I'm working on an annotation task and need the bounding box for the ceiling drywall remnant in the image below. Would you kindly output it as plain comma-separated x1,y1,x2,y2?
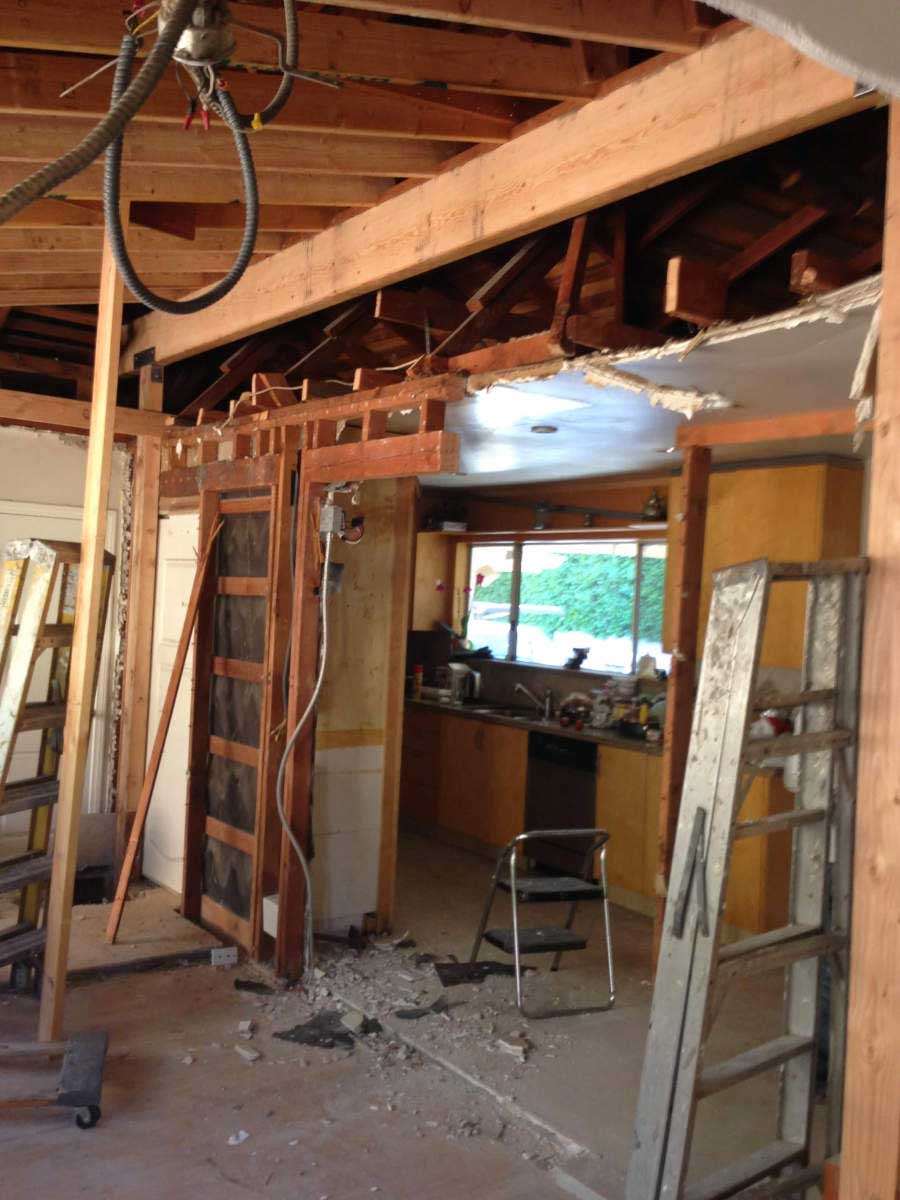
711,1,900,96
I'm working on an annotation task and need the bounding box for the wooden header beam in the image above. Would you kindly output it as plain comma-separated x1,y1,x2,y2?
675,407,859,447
0,388,177,438
122,25,877,371
319,0,706,52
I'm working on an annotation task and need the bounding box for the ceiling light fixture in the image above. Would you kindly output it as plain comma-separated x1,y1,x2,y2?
530,424,558,434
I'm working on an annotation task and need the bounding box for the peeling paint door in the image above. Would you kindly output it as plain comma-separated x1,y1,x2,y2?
142,511,199,895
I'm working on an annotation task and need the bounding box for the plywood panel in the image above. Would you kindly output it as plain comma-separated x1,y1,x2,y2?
699,466,823,668
411,532,455,631
596,745,648,896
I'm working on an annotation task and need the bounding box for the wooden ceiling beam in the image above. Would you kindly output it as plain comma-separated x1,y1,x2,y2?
676,407,859,447
0,52,513,144
0,116,459,179
0,3,596,99
122,26,877,369
319,0,705,53
0,228,288,254
722,203,828,282
0,163,389,208
0,387,176,437
0,252,275,275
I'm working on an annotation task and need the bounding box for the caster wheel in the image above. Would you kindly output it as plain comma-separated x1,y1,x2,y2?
9,961,31,992
75,1105,101,1130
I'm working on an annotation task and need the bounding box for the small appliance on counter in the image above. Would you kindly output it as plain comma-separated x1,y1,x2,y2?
448,662,482,704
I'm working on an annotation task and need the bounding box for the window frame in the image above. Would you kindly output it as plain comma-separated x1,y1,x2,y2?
465,536,667,676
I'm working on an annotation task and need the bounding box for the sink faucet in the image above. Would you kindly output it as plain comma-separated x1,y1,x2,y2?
515,682,554,721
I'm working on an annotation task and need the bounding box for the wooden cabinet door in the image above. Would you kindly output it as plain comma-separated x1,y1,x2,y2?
596,745,649,896
399,708,442,827
483,724,527,848
437,716,487,841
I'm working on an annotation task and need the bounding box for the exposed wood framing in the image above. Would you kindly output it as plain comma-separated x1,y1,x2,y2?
122,26,877,369
676,408,859,447
319,1,706,52
276,413,458,978
841,102,900,1200
114,367,163,872
0,53,513,144
0,388,175,438
376,478,418,929
653,445,710,958
37,214,128,1042
0,4,597,100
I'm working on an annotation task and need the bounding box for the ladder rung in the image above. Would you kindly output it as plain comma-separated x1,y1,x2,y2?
744,728,853,761
37,623,74,650
718,925,843,977
728,1165,823,1199
734,808,827,841
34,539,82,565
0,854,52,894
0,776,59,816
683,1140,805,1200
752,688,835,711
10,622,74,649
0,924,46,969
697,1035,814,1098
769,557,867,580
17,701,66,731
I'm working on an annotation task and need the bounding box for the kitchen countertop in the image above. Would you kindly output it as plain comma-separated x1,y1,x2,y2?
405,698,663,755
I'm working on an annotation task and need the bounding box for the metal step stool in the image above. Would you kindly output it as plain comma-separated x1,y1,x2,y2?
470,828,615,1014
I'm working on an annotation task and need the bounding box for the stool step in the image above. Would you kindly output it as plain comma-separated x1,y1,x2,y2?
485,926,587,955
498,875,605,903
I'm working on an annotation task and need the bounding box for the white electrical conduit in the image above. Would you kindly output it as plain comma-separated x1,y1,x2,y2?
275,528,335,981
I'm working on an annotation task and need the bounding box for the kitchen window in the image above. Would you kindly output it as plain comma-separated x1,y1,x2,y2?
465,540,669,676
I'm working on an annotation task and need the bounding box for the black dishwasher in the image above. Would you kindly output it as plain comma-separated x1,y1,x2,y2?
524,731,597,875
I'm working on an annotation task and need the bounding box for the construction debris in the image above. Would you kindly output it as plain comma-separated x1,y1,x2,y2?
235,1043,262,1063
238,1019,256,1039
394,996,449,1021
227,1130,250,1146
274,1009,381,1051
498,1034,531,1063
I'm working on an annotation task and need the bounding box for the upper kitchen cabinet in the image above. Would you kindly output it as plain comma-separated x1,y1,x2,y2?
664,461,864,667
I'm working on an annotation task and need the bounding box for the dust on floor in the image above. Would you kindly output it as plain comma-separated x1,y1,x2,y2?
2,961,587,1200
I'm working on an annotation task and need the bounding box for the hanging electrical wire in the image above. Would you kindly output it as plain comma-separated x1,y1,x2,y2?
0,0,335,314
103,32,258,314
0,0,198,227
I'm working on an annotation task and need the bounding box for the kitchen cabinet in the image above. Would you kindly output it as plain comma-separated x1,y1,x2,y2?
400,708,527,851
595,745,659,906
596,741,791,934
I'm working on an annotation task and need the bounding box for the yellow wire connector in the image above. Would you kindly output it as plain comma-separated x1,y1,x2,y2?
251,112,263,131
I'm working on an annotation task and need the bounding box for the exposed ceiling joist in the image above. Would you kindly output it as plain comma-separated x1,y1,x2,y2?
318,0,707,53
1,199,335,233
122,25,878,370
0,115,462,179
0,52,514,143
0,162,390,207
0,2,597,99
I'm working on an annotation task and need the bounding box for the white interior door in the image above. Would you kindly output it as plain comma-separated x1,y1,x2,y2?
0,501,119,838
142,511,199,895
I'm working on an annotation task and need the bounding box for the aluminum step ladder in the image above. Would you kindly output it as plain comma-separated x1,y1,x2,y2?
0,539,114,990
470,827,616,1014
626,557,864,1200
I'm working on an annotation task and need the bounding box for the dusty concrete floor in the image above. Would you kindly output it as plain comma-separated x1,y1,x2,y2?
2,961,571,1200
0,838,822,1200
314,832,816,1200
